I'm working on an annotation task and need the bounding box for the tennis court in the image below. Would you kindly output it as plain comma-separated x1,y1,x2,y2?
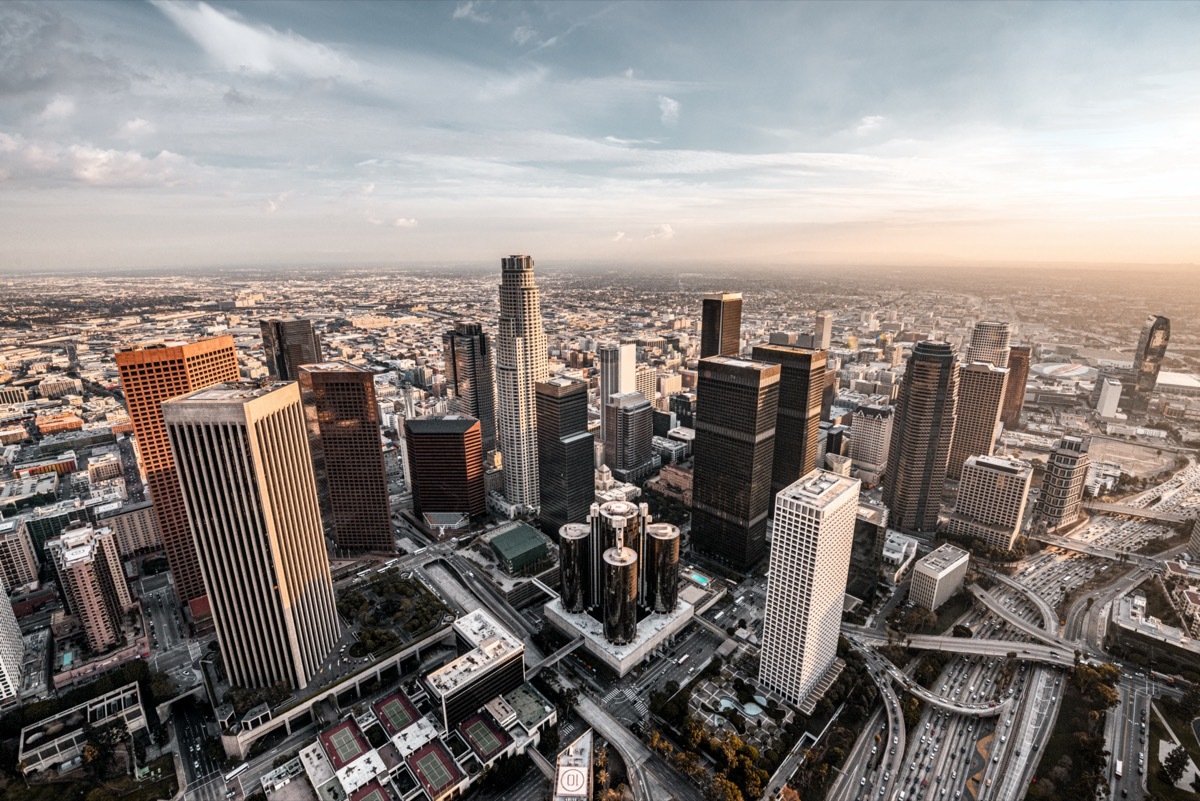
329,727,363,764
415,751,453,791
379,697,414,732
465,720,502,756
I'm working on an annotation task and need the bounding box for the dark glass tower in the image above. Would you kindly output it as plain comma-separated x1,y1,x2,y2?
690,356,781,570
443,321,498,455
751,344,825,497
260,317,323,381
298,362,393,553
1133,315,1170,395
883,341,959,533
404,416,486,521
1000,345,1031,429
535,378,595,537
700,292,743,358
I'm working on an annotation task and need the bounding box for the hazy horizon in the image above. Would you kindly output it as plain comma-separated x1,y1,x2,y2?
2,1,1199,272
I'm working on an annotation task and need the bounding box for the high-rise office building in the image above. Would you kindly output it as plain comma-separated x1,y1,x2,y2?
0,595,22,705
598,344,635,443
966,321,1011,368
848,403,893,485
496,255,548,513
1035,435,1091,531
603,392,655,483
751,344,825,497
669,392,697,429
883,341,959,533
1133,315,1170,395
814,312,833,351
536,378,595,537
116,336,239,613
0,520,39,593
947,362,1008,480
635,364,657,408
443,322,497,455
1000,345,1031,429
586,501,650,611
1096,378,1123,418
947,455,1032,551
759,470,860,706
558,523,590,614
700,292,743,358
164,382,339,691
691,356,781,570
602,542,638,646
260,317,323,381
405,416,487,522
642,523,680,614
47,523,132,653
298,362,393,553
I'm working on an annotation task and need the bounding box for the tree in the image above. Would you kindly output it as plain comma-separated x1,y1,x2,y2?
779,789,801,801
952,624,973,638
1161,744,1188,786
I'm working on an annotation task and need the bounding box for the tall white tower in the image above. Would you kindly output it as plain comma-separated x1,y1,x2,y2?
497,255,549,513
0,593,23,706
598,343,635,442
759,469,860,705
967,321,1011,368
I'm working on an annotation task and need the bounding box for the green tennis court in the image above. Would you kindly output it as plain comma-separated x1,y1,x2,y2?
329,728,362,763
416,751,452,790
465,720,502,755
379,698,414,731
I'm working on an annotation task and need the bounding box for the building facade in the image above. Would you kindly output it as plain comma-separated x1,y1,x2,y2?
496,256,548,514
1133,315,1170,395
115,336,240,611
1000,345,1031,429
1035,435,1091,530
404,416,486,522
260,317,323,381
947,362,1008,480
47,523,132,653
947,455,1032,551
750,344,825,497
848,403,893,485
164,382,339,691
603,392,656,483
535,378,595,537
691,357,781,570
966,321,1011,368
0,596,22,705
759,470,860,706
884,342,960,533
443,322,498,455
299,362,393,552
910,543,970,611
700,292,743,359
0,520,39,594
598,344,635,443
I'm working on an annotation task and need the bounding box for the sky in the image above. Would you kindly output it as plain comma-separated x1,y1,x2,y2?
1,0,1199,271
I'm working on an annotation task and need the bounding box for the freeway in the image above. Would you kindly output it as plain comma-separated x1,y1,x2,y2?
984,570,1057,631
1083,500,1190,524
968,585,1079,652
853,643,1012,718
1030,534,1163,568
843,625,1078,668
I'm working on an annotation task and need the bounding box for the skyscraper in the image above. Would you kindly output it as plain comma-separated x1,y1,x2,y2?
405,416,487,522
751,344,825,497
884,341,959,533
814,312,833,351
691,356,781,570
260,317,323,381
1096,378,1123,418
946,362,1008,480
598,343,635,443
164,382,339,691
759,470,860,706
443,322,497,455
116,336,239,614
0,520,39,594
700,292,743,358
47,523,132,653
0,594,22,706
635,364,657,408
298,362,393,553
603,392,655,483
947,455,1032,551
536,378,595,537
966,321,1011,368
1133,315,1170,395
1000,345,1031,429
1035,435,1091,531
496,255,548,513
848,403,893,485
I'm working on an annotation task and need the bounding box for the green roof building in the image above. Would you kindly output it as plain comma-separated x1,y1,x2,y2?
489,523,551,576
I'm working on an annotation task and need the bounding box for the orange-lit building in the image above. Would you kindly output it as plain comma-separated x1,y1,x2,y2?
35,414,83,435
116,337,239,617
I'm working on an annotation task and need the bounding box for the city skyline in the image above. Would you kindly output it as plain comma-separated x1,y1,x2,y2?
2,1,1200,271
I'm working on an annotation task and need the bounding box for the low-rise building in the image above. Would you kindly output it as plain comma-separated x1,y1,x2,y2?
910,544,969,611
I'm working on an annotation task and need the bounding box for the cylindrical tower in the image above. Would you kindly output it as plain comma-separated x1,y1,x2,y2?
603,546,638,645
643,523,681,613
558,523,589,614
588,500,649,609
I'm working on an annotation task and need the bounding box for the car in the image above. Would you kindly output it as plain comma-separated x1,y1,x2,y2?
860,778,866,786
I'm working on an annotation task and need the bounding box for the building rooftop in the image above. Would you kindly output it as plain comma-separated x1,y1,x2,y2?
318,719,369,771
405,740,464,799
554,730,593,801
967,455,1031,476
777,469,860,510
427,610,524,697
300,361,370,374
405,415,479,435
371,691,420,737
455,712,511,761
489,523,549,570
175,382,292,403
390,716,440,759
917,543,970,576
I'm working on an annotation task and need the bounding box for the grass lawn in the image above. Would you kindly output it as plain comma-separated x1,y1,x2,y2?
1147,713,1197,800
1029,683,1094,798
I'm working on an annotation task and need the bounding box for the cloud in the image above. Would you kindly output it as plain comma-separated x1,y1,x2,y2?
624,68,634,79
263,191,290,213
37,95,76,122
612,231,627,242
512,26,538,46
658,95,680,126
646,224,675,240
223,86,254,106
361,183,375,196
152,0,355,79
856,115,886,135
118,117,154,138
391,217,418,228
0,132,197,187
452,2,489,22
